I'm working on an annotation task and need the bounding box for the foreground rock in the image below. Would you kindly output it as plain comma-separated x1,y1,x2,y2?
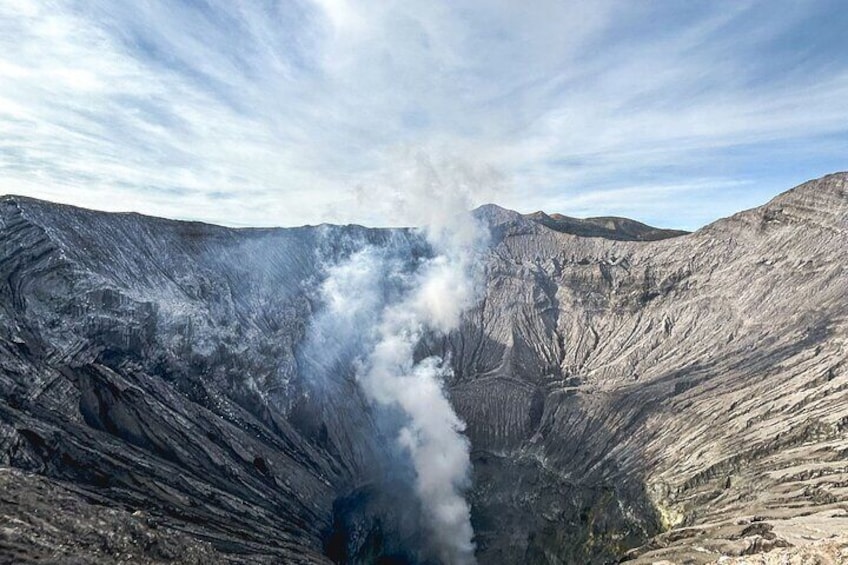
0,467,226,564
1,172,846,563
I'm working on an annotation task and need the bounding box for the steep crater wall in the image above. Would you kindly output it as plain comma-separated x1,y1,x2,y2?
1,172,847,564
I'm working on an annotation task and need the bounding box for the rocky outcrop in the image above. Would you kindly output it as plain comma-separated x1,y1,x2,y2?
1,172,846,564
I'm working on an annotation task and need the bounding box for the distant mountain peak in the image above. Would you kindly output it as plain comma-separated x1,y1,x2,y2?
473,203,688,242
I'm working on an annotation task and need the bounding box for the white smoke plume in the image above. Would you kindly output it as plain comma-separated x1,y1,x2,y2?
309,148,502,563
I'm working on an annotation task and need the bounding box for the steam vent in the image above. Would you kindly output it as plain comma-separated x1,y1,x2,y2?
2,173,847,564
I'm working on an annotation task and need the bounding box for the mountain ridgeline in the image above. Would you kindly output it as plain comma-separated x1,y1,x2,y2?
1,173,847,564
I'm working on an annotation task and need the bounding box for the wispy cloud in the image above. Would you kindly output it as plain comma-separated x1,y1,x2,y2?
0,0,845,229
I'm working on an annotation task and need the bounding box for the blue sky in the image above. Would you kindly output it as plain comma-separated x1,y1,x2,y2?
0,0,846,229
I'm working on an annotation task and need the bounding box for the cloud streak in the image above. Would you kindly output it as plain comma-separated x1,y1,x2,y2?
0,1,846,229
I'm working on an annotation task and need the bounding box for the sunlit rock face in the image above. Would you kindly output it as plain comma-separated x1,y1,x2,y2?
1,172,847,564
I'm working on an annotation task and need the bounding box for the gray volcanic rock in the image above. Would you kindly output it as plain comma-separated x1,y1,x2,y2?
0,199,413,563
1,172,847,564
0,466,222,564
